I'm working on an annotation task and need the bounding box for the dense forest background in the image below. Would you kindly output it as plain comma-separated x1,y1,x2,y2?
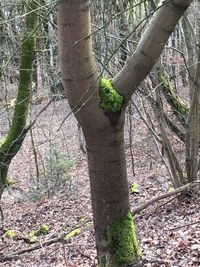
0,0,199,266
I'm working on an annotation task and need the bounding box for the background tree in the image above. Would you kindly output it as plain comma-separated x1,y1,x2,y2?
133,1,200,189
0,0,38,204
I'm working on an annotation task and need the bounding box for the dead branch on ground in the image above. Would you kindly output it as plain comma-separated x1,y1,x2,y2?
132,181,200,216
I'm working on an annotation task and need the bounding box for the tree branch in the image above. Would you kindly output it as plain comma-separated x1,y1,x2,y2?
0,236,62,262
132,181,200,216
113,0,193,101
0,222,90,262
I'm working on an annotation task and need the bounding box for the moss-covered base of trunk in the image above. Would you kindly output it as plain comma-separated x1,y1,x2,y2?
98,211,141,267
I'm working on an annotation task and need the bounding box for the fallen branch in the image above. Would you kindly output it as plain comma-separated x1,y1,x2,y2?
0,236,62,261
169,220,200,231
0,220,91,262
132,181,200,216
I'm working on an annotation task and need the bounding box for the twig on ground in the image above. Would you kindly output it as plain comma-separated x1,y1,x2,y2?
77,248,93,261
158,194,180,209
0,204,4,220
0,220,91,262
62,240,68,267
132,181,200,216
168,220,200,231
0,236,62,262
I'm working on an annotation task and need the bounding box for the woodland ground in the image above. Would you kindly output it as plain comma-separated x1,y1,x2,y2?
0,97,199,267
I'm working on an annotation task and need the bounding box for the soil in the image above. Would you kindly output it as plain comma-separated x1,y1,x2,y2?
0,98,199,267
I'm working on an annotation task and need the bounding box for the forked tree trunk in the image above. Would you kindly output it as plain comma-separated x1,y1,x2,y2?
58,0,193,266
58,1,140,266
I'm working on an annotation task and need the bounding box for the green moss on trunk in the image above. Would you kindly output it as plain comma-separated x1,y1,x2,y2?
161,75,188,125
0,1,38,193
99,78,124,112
106,211,141,266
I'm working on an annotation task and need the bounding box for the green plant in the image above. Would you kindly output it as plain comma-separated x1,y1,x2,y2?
25,145,73,202
25,224,49,243
130,182,140,194
44,145,73,185
38,224,49,235
26,230,38,244
4,229,16,239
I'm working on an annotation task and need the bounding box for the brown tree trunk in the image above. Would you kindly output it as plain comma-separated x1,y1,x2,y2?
85,121,140,266
58,1,140,266
58,0,193,266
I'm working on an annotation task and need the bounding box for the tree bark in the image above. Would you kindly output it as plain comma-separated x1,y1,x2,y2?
58,0,193,266
58,1,140,266
86,123,141,266
0,0,37,198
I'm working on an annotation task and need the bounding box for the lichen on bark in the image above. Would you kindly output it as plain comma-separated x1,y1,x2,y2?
106,211,141,266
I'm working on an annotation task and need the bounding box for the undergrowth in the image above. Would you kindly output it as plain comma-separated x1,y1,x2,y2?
25,145,74,201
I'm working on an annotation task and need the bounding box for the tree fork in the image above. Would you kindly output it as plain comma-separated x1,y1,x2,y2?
58,0,193,266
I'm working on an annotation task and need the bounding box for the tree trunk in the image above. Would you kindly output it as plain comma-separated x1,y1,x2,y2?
85,122,140,266
0,0,37,197
58,0,193,266
58,1,140,266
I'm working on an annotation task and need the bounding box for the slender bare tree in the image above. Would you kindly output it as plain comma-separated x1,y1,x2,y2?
0,0,38,201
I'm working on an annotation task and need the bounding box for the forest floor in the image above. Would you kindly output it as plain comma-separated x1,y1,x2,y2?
0,98,199,267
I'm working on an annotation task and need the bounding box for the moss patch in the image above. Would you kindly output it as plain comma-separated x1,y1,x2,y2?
161,75,188,118
4,229,17,239
65,228,81,239
106,211,141,265
99,256,106,267
38,224,49,235
99,78,123,112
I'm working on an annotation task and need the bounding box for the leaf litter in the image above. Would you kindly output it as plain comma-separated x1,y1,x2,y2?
0,98,199,266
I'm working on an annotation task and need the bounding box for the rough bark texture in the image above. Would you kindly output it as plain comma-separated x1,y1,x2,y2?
58,0,193,266
0,0,37,197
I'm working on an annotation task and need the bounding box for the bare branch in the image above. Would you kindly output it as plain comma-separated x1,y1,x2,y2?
132,181,200,216
113,0,193,101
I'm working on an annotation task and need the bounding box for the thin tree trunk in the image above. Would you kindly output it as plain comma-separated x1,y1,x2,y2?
0,0,37,197
185,33,200,182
